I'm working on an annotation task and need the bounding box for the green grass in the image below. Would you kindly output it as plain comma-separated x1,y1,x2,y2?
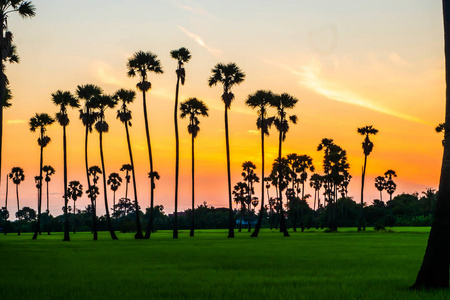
0,228,448,300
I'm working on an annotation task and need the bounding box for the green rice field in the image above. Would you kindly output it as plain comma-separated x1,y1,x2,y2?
1,228,449,300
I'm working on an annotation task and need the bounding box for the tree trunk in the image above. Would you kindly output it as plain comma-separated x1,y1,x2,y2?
125,121,143,239
0,24,5,194
190,132,195,237
358,155,368,232
251,121,265,237
225,104,235,238
73,200,76,234
173,72,180,239
277,129,290,237
84,114,97,240
16,184,19,235
143,89,155,239
32,130,44,240
63,125,70,241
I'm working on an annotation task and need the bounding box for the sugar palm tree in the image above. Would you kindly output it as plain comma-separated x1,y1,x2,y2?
107,172,122,219
309,173,322,228
241,161,259,232
384,170,397,201
87,166,101,226
9,167,24,235
170,47,191,239
0,1,35,186
127,50,163,239
271,93,298,237
180,97,208,237
42,165,55,214
30,113,54,240
78,84,102,240
374,176,386,201
233,181,248,232
208,62,245,238
120,164,132,201
94,94,118,240
115,89,144,238
293,154,314,232
357,125,378,231
67,180,83,234
246,90,275,237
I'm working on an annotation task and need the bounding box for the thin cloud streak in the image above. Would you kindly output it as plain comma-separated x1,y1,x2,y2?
6,119,26,124
175,1,218,19
177,26,222,57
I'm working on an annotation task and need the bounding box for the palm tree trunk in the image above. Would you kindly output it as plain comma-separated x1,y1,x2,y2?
380,190,383,202
125,171,129,201
46,180,49,213
4,175,7,235
225,105,235,238
84,117,97,240
190,133,195,237
46,178,50,235
73,200,76,234
16,184,19,235
32,133,44,240
173,74,180,239
99,128,118,240
358,155,368,232
125,121,143,239
0,24,5,194
63,125,70,241
143,89,155,239
277,130,290,237
251,119,265,237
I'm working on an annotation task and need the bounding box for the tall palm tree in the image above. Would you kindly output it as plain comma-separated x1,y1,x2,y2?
293,154,315,232
107,172,122,219
208,62,245,238
271,93,298,237
241,161,259,232
42,165,55,214
0,1,35,186
170,47,191,239
384,170,397,201
309,173,322,228
357,125,378,231
180,97,208,237
4,172,8,219
116,88,144,239
94,94,118,240
78,84,102,240
127,50,163,239
67,180,83,234
120,164,132,201
246,90,275,237
87,165,101,230
9,167,23,235
30,113,54,240
52,89,79,240
232,181,248,232
374,176,386,201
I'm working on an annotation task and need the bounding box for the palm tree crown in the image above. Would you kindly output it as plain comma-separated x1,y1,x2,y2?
180,98,209,138
357,125,378,156
246,90,275,135
42,165,55,182
171,47,191,85
52,90,79,126
107,173,122,192
271,93,298,141
208,63,245,109
127,51,163,91
9,166,24,184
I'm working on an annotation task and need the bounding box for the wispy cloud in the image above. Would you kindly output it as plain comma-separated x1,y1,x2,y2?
175,1,218,19
177,26,222,57
92,61,121,86
6,119,26,124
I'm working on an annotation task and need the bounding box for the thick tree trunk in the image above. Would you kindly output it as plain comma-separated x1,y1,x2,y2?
32,131,44,240
63,125,70,241
125,122,143,239
358,155,367,232
225,105,235,238
85,122,97,240
144,89,155,239
277,129,290,237
190,133,195,237
252,124,264,237
173,74,180,239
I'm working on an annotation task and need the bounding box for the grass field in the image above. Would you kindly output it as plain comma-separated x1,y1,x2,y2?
1,228,449,300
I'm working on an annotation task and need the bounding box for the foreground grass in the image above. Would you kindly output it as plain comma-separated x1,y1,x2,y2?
0,228,448,300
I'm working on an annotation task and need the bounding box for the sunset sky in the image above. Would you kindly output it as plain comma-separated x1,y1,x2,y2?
2,0,445,217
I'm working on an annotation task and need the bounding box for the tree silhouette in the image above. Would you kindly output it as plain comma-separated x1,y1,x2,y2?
87,166,101,232
30,113,54,240
3,172,8,232
384,170,397,201
67,180,83,234
436,123,445,146
241,161,259,232
357,125,378,231
42,165,54,235
78,84,102,240
120,164,132,202
271,93,298,237
0,1,35,187
310,173,323,228
115,89,144,239
107,172,122,219
208,62,245,238
246,90,275,237
374,176,386,202
94,94,118,240
9,167,24,235
127,50,163,239
180,97,208,237
171,47,191,239
233,181,248,232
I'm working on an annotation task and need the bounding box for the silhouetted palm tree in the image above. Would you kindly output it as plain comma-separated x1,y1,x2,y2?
357,125,378,231
94,94,118,240
120,164,132,201
170,47,191,239
67,180,83,234
292,154,314,232
271,93,298,237
436,123,445,146
9,167,23,235
107,172,122,219
180,97,208,237
30,113,54,240
78,84,102,240
241,161,259,232
246,90,275,237
309,173,322,228
384,170,397,201
52,89,79,240
374,176,386,201
127,50,163,239
115,89,144,239
208,62,245,238
233,181,248,232
0,1,35,186
42,165,55,214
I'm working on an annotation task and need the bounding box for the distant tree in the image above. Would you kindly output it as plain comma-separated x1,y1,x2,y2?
3,172,8,229
42,165,55,214
233,181,248,232
0,207,8,235
30,113,54,240
120,164,132,201
67,180,83,234
9,166,24,234
87,165,101,238
436,122,445,146
16,206,36,222
180,97,208,237
127,50,163,239
310,173,323,228
374,176,386,202
209,62,245,238
357,125,378,231
384,170,397,201
107,172,122,219
241,161,259,232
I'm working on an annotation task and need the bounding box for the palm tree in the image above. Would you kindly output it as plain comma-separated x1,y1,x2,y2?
436,123,445,146
208,62,245,238
232,181,248,232
384,170,397,201
94,94,118,240
9,167,23,235
3,172,8,219
42,165,55,214
170,47,191,239
246,90,275,237
52,89,79,240
30,113,54,240
374,176,386,201
116,89,144,239
293,154,315,232
120,164,132,201
357,125,378,231
0,1,35,186
107,172,122,219
309,173,322,228
148,171,160,230
127,50,163,239
67,180,83,234
87,166,101,230
180,97,208,237
241,161,259,232
271,93,298,237
78,84,102,240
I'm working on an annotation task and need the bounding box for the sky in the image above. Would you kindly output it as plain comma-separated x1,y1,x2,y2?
1,0,445,217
